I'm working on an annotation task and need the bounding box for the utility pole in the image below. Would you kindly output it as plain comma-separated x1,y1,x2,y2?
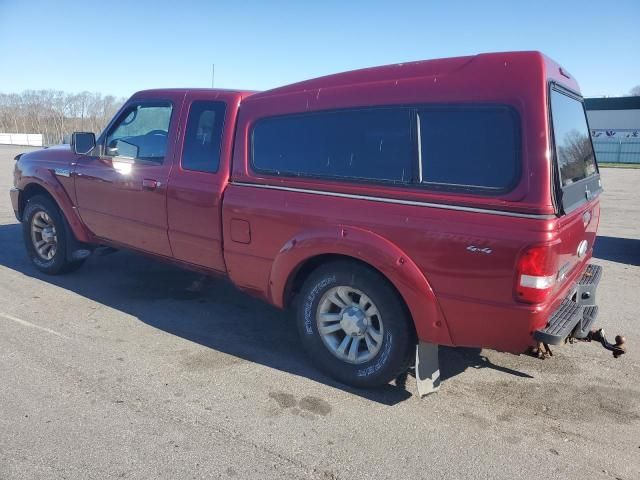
211,64,215,88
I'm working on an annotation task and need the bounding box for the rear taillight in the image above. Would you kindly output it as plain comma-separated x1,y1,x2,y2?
515,245,558,304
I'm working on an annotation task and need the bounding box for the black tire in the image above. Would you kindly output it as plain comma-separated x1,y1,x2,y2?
296,260,414,388
22,195,85,275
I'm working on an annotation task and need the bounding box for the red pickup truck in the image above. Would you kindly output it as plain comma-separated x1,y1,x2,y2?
10,51,609,391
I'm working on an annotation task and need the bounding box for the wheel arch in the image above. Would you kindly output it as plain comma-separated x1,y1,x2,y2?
284,253,418,338
269,226,453,346
19,183,55,217
18,180,91,243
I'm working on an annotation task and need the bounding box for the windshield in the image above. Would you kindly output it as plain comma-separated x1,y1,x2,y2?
550,89,597,186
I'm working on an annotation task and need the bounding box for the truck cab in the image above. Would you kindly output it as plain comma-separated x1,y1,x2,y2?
73,89,252,270
12,89,252,272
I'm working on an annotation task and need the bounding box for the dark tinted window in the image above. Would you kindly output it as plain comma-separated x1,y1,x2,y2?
418,107,519,191
550,90,597,186
182,101,226,173
252,108,413,183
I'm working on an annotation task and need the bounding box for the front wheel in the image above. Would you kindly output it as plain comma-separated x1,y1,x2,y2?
22,195,85,275
295,260,414,388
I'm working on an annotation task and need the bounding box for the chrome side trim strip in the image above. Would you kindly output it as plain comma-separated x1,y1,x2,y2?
230,182,556,220
416,114,423,183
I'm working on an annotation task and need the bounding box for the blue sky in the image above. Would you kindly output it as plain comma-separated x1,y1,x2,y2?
1,0,638,98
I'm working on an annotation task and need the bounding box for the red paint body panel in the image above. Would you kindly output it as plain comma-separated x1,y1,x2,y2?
75,158,175,256
166,90,251,272
12,145,93,243
11,51,600,355
73,89,187,256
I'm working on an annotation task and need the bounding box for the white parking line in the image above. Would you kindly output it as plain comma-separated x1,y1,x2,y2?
0,312,69,339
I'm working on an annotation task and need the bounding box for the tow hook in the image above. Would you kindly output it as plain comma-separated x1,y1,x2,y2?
573,329,626,358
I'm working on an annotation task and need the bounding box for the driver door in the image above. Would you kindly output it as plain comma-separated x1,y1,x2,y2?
73,93,183,257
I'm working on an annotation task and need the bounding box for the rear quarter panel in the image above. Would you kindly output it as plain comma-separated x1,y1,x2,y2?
222,183,558,350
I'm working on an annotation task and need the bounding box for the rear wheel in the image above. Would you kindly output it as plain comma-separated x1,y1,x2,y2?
295,260,414,388
22,195,85,275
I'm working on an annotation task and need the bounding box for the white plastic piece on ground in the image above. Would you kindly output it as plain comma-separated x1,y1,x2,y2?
415,342,440,397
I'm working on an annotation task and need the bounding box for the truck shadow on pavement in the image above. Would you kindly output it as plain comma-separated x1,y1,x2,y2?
594,235,640,267
0,222,533,406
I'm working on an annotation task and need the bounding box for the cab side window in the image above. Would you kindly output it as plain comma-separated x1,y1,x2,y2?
181,101,227,173
105,102,173,163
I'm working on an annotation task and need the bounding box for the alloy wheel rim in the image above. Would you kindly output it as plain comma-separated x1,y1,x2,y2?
316,286,384,364
30,211,58,261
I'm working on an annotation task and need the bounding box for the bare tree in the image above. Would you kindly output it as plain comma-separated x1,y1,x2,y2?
630,85,640,96
0,90,125,145
557,129,596,182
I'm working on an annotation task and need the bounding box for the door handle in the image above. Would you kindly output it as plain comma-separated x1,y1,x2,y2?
142,178,160,190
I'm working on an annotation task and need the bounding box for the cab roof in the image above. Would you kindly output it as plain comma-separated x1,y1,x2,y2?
130,88,256,99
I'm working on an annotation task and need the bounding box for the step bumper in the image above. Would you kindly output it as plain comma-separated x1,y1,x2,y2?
533,264,602,345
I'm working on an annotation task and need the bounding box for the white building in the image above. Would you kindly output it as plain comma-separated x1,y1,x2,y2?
585,96,640,137
585,96,640,163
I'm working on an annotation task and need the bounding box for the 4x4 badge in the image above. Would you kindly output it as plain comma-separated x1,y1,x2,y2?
467,245,492,255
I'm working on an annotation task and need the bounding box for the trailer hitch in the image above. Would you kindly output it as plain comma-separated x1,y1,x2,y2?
529,342,553,359
573,328,626,358
528,329,626,359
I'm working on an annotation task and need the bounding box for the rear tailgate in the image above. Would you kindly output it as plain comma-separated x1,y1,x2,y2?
556,199,599,283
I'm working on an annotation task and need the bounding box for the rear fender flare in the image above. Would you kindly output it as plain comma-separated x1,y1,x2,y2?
269,226,453,345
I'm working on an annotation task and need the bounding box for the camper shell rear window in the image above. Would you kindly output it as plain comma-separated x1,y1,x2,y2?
550,89,598,186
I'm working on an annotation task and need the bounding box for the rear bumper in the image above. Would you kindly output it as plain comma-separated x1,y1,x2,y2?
534,264,602,345
9,187,20,221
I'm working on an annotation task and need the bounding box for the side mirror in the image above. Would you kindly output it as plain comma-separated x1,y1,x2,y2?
105,140,119,156
71,132,96,155
106,138,138,159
